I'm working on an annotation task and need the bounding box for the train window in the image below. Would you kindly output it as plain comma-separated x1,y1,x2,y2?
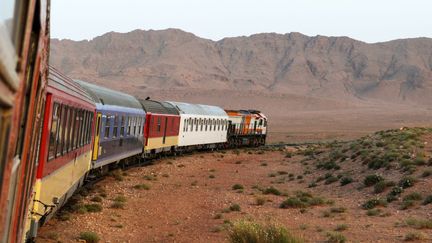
73,109,79,149
48,103,60,160
120,115,125,137
56,105,65,157
157,117,161,132
104,114,111,139
86,112,91,144
131,117,136,135
113,115,118,138
138,117,142,135
63,107,70,154
70,109,76,150
127,116,131,135
76,110,81,147
83,111,87,144
80,110,85,146
68,108,74,151
195,118,198,131
87,112,91,144
200,118,203,131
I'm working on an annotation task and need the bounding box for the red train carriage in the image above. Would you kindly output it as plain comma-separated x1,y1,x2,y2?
26,67,96,239
0,0,50,242
139,99,180,156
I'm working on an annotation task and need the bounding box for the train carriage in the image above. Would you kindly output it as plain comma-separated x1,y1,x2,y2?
0,0,50,242
29,67,96,238
139,99,180,157
74,80,145,169
167,101,229,149
225,110,267,146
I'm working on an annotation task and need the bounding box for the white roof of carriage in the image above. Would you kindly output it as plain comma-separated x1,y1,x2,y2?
166,101,228,117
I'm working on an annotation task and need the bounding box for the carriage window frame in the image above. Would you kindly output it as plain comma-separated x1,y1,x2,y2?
120,115,125,137
55,104,64,157
48,103,60,160
127,116,131,135
68,108,74,152
113,114,118,138
62,106,70,154
138,117,142,135
104,114,111,139
157,117,161,132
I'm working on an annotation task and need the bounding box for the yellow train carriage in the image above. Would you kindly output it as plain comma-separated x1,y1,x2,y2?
26,68,96,239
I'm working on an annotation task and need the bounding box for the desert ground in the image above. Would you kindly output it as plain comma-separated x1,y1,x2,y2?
36,128,432,242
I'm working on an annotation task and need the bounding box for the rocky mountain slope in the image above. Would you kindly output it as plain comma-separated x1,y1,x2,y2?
50,29,432,105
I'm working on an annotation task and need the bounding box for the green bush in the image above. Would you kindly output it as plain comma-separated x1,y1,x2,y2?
263,186,281,196
229,204,241,212
90,196,103,203
364,174,384,187
398,177,416,189
339,177,353,186
404,232,424,241
373,181,388,193
422,195,432,205
403,192,422,201
232,184,244,190
366,208,381,216
400,200,415,210
280,192,326,209
387,186,404,202
404,218,432,229
362,198,387,209
330,207,346,214
324,176,338,185
84,204,102,213
79,231,100,243
421,169,432,178
133,184,150,190
280,197,306,209
326,231,346,243
228,220,304,243
256,197,266,206
335,224,348,231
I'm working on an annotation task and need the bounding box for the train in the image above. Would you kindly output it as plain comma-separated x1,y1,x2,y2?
0,1,267,242
0,0,50,242
27,67,267,240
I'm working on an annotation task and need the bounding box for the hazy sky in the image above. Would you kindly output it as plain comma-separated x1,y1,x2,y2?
52,0,432,43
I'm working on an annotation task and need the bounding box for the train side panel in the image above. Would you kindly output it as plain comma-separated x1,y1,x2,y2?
28,68,96,238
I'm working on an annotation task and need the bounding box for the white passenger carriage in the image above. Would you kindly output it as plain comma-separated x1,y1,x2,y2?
166,101,229,149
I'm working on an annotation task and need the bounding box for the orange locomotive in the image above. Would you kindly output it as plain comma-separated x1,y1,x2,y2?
0,0,50,242
225,110,267,147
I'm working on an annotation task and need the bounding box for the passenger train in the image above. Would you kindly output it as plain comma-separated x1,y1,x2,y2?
26,67,267,240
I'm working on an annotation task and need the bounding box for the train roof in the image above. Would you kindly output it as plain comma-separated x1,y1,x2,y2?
48,67,95,106
166,101,227,117
74,80,143,109
138,99,179,115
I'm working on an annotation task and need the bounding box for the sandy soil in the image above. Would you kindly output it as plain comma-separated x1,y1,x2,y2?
36,147,432,243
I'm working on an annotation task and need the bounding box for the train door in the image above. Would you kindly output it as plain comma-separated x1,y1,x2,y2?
163,117,168,144
92,113,102,161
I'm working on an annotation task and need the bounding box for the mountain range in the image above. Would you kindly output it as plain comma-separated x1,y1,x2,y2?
50,29,432,142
